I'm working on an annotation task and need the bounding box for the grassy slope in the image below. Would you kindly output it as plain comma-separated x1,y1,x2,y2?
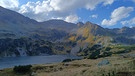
1,51,135,76
37,57,135,76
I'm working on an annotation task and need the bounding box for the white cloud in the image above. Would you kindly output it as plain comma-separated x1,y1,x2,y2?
0,0,19,9
0,0,114,23
18,0,114,22
91,14,98,18
65,14,79,23
101,6,134,26
121,17,135,25
50,0,114,11
103,0,114,6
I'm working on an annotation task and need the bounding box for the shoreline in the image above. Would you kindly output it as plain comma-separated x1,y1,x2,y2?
0,54,81,70
0,56,135,76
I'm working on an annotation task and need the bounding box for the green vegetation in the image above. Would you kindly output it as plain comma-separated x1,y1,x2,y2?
101,71,116,76
113,45,135,51
100,59,135,76
78,44,135,59
13,65,32,74
87,50,100,59
78,44,112,59
62,59,72,62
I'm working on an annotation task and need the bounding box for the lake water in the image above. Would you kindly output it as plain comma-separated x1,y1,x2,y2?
0,55,81,69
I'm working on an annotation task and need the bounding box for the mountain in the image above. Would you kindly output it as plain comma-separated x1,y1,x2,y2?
68,22,114,46
41,19,78,32
0,6,38,35
0,6,77,40
0,6,79,57
0,6,135,57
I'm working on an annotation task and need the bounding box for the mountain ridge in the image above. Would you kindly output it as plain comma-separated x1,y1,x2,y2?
1,6,135,57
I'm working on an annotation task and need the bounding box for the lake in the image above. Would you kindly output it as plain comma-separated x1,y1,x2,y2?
0,55,81,69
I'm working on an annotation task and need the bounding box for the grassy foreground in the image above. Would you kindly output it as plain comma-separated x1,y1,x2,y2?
0,52,135,76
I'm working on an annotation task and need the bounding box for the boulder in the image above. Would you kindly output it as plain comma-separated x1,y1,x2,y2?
97,59,110,66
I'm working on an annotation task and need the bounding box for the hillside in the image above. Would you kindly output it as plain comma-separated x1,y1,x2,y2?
1,51,135,76
0,6,135,57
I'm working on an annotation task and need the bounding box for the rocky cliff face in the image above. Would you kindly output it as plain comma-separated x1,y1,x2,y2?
0,38,52,57
0,38,76,57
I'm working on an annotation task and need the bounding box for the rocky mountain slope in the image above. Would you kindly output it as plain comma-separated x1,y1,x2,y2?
0,6,135,57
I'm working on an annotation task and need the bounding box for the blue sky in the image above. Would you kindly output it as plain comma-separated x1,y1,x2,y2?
0,0,135,28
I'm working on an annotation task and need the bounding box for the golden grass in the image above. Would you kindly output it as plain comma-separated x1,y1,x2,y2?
69,36,76,41
34,55,135,76
0,54,135,76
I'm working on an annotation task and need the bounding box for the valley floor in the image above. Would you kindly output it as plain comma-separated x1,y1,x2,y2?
0,51,135,76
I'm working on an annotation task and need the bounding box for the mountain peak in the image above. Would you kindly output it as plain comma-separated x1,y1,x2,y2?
84,21,103,30
121,26,130,29
0,6,4,9
85,21,93,25
77,22,84,27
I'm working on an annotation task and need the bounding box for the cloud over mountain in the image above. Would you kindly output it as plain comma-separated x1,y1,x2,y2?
1,0,135,28
101,6,134,26
121,17,135,26
0,0,19,9
17,0,114,22
0,0,114,23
